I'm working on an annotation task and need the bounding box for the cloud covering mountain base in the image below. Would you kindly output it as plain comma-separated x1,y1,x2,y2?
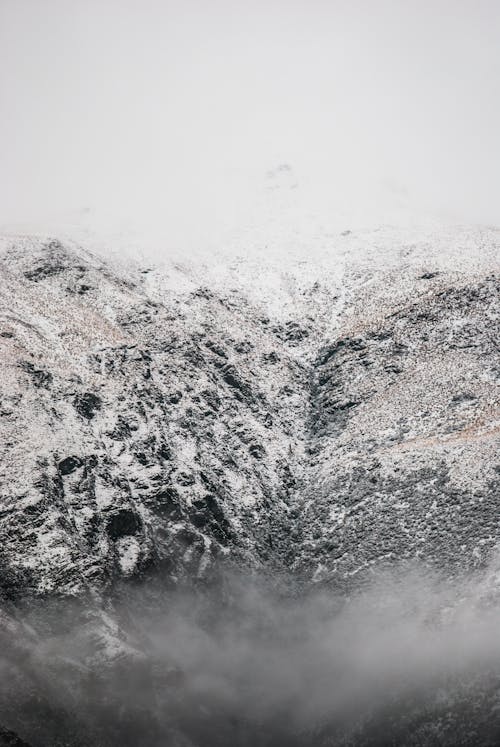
3,562,500,746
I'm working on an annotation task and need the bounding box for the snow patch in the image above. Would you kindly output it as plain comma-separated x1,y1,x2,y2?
116,536,140,574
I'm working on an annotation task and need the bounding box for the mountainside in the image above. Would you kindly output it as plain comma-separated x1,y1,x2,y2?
0,228,498,746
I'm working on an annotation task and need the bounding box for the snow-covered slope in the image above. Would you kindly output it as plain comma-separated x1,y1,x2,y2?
0,235,322,597
0,226,498,745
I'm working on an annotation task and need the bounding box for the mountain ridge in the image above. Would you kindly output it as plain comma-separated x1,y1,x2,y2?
0,227,498,745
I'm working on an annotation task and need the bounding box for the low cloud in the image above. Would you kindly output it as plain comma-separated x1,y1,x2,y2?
3,560,500,745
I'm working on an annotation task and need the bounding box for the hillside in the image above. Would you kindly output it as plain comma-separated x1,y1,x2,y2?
0,228,498,745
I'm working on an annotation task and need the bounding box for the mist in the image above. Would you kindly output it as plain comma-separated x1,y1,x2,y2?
1,1,500,257
3,561,500,746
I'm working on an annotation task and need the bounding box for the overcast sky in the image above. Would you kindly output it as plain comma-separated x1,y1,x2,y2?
1,1,499,253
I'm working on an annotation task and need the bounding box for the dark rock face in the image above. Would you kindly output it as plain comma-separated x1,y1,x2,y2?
152,488,182,520
73,392,102,419
219,363,256,403
58,456,83,475
106,509,142,540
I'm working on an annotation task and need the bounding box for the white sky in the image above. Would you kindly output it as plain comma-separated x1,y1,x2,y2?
1,1,499,255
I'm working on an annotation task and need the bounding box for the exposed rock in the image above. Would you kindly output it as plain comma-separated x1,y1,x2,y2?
57,456,83,475
106,508,142,541
73,392,102,419
18,362,53,389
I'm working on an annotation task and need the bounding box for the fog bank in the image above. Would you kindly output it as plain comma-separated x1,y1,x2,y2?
3,562,500,745
1,1,500,256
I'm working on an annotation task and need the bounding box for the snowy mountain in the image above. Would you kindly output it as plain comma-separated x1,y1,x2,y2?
0,227,498,745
